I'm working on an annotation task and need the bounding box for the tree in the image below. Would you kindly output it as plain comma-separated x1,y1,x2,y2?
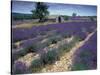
31,2,49,22
72,13,77,17
90,16,95,21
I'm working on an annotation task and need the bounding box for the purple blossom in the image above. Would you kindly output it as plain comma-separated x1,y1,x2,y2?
12,61,30,74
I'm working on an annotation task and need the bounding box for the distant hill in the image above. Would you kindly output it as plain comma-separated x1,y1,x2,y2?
12,12,32,16
12,12,33,20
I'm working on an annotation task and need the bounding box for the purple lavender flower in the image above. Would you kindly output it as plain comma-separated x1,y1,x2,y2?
12,61,29,74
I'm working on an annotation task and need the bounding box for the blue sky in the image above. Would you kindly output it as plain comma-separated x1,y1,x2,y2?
12,1,97,16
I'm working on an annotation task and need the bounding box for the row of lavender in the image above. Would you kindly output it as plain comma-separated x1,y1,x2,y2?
12,21,97,43
12,32,81,74
71,31,97,70
69,16,96,22
12,21,97,74
12,21,97,63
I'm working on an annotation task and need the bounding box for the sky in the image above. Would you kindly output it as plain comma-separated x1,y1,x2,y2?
12,1,97,16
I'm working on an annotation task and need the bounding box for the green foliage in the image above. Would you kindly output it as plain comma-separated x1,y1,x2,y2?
74,36,84,41
61,43,72,52
12,45,37,62
61,32,71,38
48,35,62,44
63,16,69,20
72,13,77,17
31,58,43,72
90,16,95,21
12,49,27,62
31,59,43,68
60,40,76,53
31,2,49,22
59,36,80,56
41,49,59,64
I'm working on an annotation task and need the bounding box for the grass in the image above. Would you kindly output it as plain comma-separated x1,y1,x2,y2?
12,21,57,29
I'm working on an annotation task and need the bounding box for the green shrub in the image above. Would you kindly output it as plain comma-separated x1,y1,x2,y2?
12,45,37,62
61,43,72,52
48,35,62,44
31,58,43,72
62,33,71,38
59,42,74,55
59,37,80,56
74,36,83,41
31,59,43,68
41,49,59,64
90,17,94,21
12,49,28,62
63,16,69,20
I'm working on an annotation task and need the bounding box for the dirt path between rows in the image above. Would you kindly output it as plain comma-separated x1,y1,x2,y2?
41,31,96,72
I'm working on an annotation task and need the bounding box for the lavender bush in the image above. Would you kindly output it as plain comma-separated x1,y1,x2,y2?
71,32,97,70
12,61,30,74
12,20,97,73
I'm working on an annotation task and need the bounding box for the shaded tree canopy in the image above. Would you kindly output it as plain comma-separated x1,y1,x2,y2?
31,2,49,22
72,13,77,17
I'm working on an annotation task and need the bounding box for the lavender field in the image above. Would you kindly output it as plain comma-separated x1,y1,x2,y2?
12,21,97,73
11,1,97,74
71,31,97,70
